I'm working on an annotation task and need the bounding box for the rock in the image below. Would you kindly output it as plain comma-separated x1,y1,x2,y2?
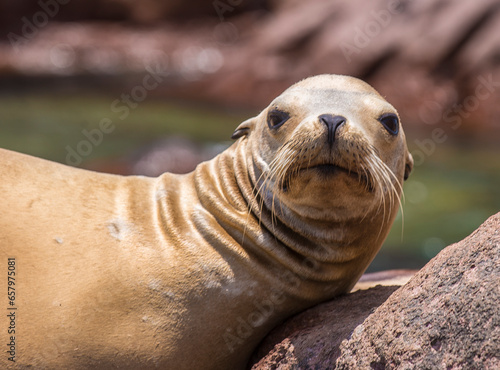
335,212,500,369
351,269,417,292
249,270,416,369
249,213,499,369
250,286,400,370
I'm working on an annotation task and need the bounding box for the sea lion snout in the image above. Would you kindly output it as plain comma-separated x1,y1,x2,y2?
318,114,346,145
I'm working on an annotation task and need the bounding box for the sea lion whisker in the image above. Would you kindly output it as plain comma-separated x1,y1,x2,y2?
366,156,389,240
242,169,268,244
364,150,405,240
248,168,275,234
266,153,290,227
375,155,405,236
373,155,402,213
367,144,403,205
271,148,295,191
363,153,392,235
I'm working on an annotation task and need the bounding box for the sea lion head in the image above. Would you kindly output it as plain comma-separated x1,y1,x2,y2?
232,74,413,234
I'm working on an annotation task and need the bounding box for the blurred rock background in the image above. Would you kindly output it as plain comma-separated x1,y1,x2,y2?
1,0,499,270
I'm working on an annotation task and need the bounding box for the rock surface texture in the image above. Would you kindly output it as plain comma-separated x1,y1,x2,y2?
249,270,416,369
336,212,500,369
250,213,500,369
249,285,400,369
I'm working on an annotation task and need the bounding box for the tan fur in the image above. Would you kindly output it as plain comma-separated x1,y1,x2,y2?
0,75,413,369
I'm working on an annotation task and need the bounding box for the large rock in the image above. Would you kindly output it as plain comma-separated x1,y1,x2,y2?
335,212,500,369
249,270,416,369
249,286,400,369
249,213,500,369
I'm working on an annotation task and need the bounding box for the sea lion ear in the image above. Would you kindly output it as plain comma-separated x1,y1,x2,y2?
404,152,414,181
231,117,256,140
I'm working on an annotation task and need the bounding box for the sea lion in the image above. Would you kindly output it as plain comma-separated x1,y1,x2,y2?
0,74,413,369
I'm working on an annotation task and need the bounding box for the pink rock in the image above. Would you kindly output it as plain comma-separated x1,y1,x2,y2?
336,212,500,369
249,213,499,369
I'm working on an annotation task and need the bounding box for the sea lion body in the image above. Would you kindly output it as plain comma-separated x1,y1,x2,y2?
0,148,290,369
0,75,413,369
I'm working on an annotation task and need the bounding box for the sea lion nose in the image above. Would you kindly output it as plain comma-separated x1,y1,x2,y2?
319,114,346,145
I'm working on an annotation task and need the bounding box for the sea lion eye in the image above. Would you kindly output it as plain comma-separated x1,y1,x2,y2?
379,113,399,135
267,109,289,129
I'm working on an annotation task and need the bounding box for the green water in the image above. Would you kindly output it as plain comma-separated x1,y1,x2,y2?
376,145,500,271
0,93,247,162
1,93,499,271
